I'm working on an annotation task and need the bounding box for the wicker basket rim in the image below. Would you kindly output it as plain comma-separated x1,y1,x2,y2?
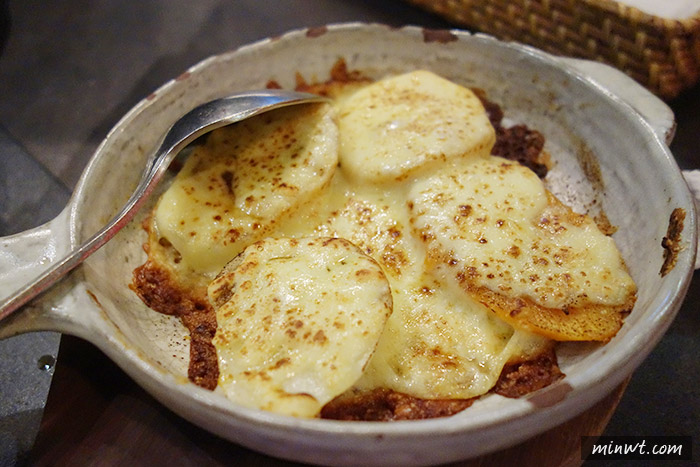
580,0,699,30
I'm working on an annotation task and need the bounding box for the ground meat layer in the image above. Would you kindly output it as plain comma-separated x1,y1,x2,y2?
320,388,476,421
131,261,219,390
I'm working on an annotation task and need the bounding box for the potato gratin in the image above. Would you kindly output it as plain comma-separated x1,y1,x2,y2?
132,69,636,420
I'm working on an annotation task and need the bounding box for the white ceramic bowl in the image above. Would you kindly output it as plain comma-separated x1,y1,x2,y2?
0,23,696,466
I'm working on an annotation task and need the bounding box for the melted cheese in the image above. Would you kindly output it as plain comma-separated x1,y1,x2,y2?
145,70,636,415
279,172,540,400
208,237,393,417
153,102,338,274
337,70,495,183
357,274,515,399
408,157,637,340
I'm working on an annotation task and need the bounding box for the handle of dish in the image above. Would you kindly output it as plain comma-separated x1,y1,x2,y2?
682,170,700,270
559,57,699,270
0,208,80,338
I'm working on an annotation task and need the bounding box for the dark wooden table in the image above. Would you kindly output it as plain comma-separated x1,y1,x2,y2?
0,1,698,466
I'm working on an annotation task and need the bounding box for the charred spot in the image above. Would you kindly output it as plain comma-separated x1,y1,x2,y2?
458,204,473,217
213,285,233,308
509,299,526,317
221,170,235,194
271,357,291,369
465,266,480,278
660,207,686,277
227,228,241,242
422,28,458,43
175,71,191,82
313,330,328,344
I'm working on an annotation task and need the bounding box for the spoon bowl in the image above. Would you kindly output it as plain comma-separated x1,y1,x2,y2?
0,90,327,321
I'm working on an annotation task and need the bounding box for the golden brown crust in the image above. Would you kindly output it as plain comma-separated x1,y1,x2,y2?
129,67,615,417
464,283,633,342
431,191,636,342
593,210,618,236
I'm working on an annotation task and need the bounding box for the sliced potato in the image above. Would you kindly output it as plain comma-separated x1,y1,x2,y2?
355,273,554,399
408,156,636,341
208,237,393,417
337,70,494,183
154,102,338,274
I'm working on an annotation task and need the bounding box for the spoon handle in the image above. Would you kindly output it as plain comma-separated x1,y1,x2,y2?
0,152,161,321
0,103,188,320
0,103,204,320
0,90,326,322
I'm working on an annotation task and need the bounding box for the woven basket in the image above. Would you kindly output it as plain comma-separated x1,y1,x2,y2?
405,0,700,100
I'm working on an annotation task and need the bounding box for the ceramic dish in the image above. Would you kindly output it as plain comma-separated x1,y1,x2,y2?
0,23,696,466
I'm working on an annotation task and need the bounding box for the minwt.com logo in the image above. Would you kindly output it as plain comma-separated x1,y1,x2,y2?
582,436,693,461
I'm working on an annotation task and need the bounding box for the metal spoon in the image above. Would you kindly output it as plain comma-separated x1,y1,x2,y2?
0,90,328,321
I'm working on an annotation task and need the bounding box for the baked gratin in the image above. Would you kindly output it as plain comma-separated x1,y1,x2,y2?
131,65,636,420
